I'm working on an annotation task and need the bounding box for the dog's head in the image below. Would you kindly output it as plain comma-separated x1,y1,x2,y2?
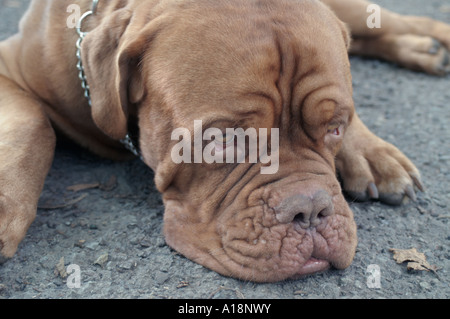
83,0,356,282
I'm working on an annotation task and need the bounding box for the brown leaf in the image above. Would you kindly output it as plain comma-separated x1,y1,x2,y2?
390,248,438,273
67,183,100,192
55,257,68,279
177,281,190,289
94,253,109,268
38,193,88,210
100,175,118,191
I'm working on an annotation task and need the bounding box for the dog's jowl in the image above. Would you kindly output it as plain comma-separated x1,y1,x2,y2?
1,0,447,282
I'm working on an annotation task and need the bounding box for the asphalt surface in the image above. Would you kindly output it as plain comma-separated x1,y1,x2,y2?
0,0,449,299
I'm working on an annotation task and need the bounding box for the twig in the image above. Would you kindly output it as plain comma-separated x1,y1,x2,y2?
38,193,88,210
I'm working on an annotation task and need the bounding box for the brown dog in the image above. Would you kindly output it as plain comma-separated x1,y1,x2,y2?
0,0,448,282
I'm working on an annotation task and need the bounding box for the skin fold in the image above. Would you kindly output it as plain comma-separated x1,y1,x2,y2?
1,0,448,282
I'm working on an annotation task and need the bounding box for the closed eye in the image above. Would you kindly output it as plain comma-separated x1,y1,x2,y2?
327,124,342,136
215,132,235,145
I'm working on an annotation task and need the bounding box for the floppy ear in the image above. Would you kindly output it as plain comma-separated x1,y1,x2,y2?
339,20,352,50
82,9,147,140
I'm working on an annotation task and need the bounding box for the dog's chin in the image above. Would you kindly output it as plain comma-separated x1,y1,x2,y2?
163,198,357,283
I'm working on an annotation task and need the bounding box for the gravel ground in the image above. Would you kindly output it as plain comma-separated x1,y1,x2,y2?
0,0,449,299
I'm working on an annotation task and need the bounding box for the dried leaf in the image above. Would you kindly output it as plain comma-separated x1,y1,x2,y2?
235,289,245,299
38,193,88,210
94,253,109,267
177,281,190,289
390,248,438,273
55,257,68,279
67,183,100,192
100,175,118,191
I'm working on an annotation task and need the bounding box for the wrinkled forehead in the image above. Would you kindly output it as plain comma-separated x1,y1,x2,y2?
145,0,351,121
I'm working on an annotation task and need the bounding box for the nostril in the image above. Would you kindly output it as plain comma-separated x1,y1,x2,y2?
318,204,334,218
293,213,303,224
310,206,333,228
273,190,334,228
293,212,311,229
274,194,313,225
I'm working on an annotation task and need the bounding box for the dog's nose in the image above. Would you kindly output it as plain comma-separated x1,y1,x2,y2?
274,190,334,228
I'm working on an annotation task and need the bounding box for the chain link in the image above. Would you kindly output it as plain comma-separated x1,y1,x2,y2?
76,0,142,160
76,36,91,106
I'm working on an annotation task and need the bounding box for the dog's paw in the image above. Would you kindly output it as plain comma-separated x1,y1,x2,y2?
0,245,9,264
382,15,450,76
407,16,450,75
408,36,450,76
351,33,450,76
0,195,32,262
389,34,450,76
409,36,450,76
337,135,424,206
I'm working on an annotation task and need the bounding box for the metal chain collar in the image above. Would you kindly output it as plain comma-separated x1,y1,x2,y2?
76,0,142,159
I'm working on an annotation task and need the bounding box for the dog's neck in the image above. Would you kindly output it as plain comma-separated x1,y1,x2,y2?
75,0,142,160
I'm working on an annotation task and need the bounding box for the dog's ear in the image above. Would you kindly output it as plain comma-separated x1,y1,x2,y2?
82,9,148,140
339,21,352,51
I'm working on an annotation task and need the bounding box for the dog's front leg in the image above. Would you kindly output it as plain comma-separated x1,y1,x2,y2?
336,113,423,206
0,75,56,262
323,0,450,75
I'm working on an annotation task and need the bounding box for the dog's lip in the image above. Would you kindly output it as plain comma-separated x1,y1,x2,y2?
292,258,330,278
